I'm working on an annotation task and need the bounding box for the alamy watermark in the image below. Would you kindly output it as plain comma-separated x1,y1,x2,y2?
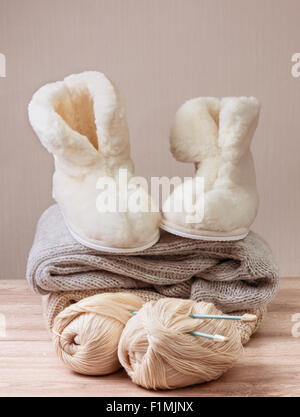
291,53,300,78
95,169,205,223
0,52,6,77
291,313,300,338
0,313,6,338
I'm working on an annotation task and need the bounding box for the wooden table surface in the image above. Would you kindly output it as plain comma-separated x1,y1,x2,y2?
0,279,299,397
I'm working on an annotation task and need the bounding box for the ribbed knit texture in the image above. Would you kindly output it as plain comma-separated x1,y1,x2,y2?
27,205,279,313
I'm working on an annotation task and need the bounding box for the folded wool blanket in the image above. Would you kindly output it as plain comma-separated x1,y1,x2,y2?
43,288,267,345
27,205,279,313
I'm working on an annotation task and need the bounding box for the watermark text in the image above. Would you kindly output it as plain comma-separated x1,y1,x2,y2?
0,313,6,337
95,169,205,223
0,53,6,77
291,53,300,78
291,313,300,337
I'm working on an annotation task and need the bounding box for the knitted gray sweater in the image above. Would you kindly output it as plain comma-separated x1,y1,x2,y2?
27,205,279,313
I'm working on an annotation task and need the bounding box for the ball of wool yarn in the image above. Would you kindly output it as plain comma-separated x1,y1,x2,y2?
118,298,243,390
52,292,144,375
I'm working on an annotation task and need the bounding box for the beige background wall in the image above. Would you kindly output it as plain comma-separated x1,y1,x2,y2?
0,0,299,279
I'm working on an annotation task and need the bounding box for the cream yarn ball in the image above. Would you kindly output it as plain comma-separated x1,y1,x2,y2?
118,298,243,390
52,292,144,375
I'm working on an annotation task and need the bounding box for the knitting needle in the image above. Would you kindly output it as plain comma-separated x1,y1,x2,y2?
189,313,257,322
131,311,256,322
130,312,228,342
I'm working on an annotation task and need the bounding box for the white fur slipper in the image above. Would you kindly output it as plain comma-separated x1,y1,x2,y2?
29,71,161,252
161,97,260,241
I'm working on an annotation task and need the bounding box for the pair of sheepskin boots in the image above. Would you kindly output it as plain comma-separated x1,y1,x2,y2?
29,71,260,252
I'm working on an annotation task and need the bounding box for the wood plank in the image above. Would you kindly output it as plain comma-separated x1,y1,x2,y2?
0,279,299,397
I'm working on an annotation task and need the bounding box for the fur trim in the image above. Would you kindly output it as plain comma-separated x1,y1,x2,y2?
170,96,260,163
28,71,131,176
219,97,260,161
